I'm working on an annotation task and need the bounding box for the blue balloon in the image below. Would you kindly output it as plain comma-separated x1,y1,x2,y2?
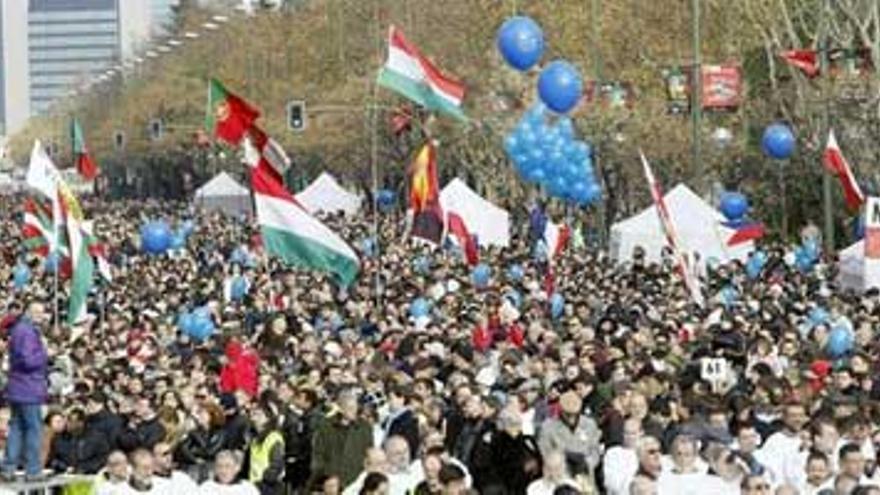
410,297,430,318
809,307,830,327
523,164,547,184
556,117,575,140
170,231,186,250
826,326,854,358
141,220,172,254
550,293,565,319
762,123,796,160
13,263,30,291
507,264,525,281
504,134,522,156
538,60,583,114
546,174,569,198
585,182,603,203
377,189,397,212
497,16,545,71
44,251,61,273
719,192,749,221
570,181,592,206
177,312,196,332
472,263,492,288
719,285,738,308
230,276,248,301
504,290,523,309
180,219,196,236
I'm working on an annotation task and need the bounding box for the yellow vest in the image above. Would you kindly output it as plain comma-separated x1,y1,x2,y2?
249,431,284,483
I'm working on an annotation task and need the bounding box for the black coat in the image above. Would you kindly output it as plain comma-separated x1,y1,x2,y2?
118,417,166,453
176,426,226,482
223,412,250,451
48,429,111,474
490,431,542,495
86,409,124,450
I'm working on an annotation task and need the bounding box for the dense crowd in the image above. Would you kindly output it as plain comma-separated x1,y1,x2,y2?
2,194,880,495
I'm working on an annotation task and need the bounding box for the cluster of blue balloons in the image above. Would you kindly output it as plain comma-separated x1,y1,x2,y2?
13,263,30,291
746,250,768,280
177,306,215,341
794,239,820,273
505,104,602,206
410,297,431,319
762,123,796,160
472,264,491,288
142,219,195,254
497,17,583,114
719,192,749,225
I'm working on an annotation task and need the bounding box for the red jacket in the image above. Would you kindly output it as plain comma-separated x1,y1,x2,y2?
219,340,260,398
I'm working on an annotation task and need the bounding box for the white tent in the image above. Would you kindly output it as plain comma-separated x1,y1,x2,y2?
838,241,865,291
609,184,753,266
194,172,252,217
296,173,361,216
440,178,510,247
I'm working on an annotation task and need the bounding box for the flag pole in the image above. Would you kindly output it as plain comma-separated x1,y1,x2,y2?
53,251,59,333
370,82,381,307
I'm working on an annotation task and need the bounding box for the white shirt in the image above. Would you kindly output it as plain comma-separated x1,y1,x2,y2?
95,479,130,495
602,446,638,495
526,478,577,495
198,480,261,495
155,470,198,493
657,471,722,495
757,430,803,486
801,477,834,495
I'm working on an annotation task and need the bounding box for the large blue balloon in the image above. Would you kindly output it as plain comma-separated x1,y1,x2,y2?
472,263,492,288
719,192,749,221
141,220,172,254
762,123,796,160
826,326,853,358
538,60,583,114
550,293,565,319
410,297,430,318
497,16,545,71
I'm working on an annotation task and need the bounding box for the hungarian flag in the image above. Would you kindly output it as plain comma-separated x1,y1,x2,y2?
247,138,359,286
206,78,261,145
377,26,467,121
641,152,704,306
245,126,290,183
823,130,865,210
408,141,444,244
71,118,99,180
780,50,820,77
446,211,478,266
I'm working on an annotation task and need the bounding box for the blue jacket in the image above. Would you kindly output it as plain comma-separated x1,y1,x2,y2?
5,317,48,404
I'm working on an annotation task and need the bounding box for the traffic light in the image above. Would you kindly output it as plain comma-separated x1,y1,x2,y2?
287,100,306,132
149,119,163,141
114,131,125,151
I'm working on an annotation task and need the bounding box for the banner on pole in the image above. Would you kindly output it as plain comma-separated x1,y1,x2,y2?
865,197,880,258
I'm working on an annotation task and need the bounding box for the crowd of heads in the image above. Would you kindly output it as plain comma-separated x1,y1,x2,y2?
2,194,880,494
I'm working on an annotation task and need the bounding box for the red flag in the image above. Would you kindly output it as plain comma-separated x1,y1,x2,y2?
71,118,99,180
780,50,820,77
725,222,766,247
823,130,865,210
446,211,478,266
641,152,704,306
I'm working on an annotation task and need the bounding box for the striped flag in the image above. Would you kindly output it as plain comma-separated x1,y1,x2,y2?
246,138,360,286
823,130,865,211
377,26,467,121
641,152,704,306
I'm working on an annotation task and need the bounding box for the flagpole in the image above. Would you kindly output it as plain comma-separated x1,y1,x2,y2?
370,80,381,308
53,252,59,333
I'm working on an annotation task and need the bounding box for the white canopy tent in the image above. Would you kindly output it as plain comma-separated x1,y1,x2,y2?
837,240,878,292
609,184,753,266
296,173,361,216
194,172,252,217
440,178,510,247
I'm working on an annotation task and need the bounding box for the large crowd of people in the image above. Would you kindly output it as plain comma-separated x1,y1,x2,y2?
1,194,880,495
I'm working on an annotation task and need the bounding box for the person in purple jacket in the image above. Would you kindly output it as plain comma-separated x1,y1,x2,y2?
1,301,49,481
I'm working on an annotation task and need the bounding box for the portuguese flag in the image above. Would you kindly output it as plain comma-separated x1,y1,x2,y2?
71,118,99,180
205,78,260,145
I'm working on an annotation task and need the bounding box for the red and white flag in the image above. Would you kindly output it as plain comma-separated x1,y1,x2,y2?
779,50,819,78
641,152,704,306
446,211,479,266
823,130,865,211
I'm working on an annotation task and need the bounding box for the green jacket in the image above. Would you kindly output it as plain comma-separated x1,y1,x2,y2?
310,416,373,487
